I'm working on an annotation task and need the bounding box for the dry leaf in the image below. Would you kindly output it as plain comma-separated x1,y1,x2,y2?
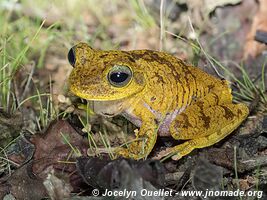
4,163,47,200
43,169,72,200
76,157,165,190
30,120,88,177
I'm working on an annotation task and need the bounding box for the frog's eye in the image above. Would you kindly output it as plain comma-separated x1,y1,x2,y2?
108,65,132,87
68,46,76,67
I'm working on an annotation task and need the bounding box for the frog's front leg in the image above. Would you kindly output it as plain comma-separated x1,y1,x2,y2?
116,106,158,160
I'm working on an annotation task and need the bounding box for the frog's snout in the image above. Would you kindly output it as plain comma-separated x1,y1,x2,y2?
68,46,76,67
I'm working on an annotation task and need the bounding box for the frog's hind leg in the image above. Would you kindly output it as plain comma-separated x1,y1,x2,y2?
166,102,249,160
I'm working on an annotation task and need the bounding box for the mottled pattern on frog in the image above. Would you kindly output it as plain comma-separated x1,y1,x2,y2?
68,42,249,160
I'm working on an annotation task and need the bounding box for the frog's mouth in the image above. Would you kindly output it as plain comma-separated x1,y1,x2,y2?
70,84,127,101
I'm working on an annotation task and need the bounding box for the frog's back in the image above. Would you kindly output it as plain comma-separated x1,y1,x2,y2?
128,49,227,112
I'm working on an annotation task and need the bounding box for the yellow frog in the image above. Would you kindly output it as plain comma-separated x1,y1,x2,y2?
68,42,249,160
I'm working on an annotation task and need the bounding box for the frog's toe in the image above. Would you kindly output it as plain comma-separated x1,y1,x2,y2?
115,147,147,160
156,152,182,161
115,147,130,158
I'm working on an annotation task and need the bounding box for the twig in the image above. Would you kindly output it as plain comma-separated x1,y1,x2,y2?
159,0,165,51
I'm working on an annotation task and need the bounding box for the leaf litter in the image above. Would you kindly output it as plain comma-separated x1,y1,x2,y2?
0,0,267,199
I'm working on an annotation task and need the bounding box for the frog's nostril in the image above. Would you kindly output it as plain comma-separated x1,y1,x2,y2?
68,47,76,67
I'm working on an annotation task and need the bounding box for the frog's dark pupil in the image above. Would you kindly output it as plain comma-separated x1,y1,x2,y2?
110,72,128,83
68,47,76,67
